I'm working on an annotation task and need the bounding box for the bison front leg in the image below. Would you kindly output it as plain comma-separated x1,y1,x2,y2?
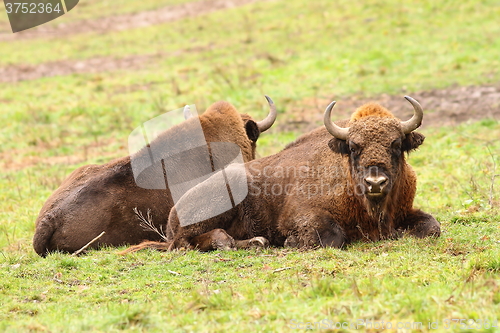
177,229,269,251
168,204,240,250
282,210,346,248
190,229,236,251
234,237,270,249
119,226,238,254
401,209,441,238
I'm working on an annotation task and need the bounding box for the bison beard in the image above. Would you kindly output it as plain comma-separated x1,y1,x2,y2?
123,96,441,253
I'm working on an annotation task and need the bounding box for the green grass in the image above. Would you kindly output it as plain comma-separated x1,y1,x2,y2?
1,0,500,331
1,231,499,332
2,0,500,161
413,119,500,218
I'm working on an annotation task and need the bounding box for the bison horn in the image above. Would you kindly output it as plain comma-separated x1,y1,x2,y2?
401,96,423,134
183,105,192,119
324,100,349,140
256,95,277,132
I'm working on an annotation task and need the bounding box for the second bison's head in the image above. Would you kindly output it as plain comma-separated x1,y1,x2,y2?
200,96,277,162
325,96,425,210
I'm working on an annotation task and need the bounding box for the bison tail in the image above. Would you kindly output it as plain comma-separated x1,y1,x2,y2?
32,216,56,258
117,241,174,255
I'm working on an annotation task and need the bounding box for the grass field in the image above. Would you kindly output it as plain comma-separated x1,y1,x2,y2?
1,0,499,331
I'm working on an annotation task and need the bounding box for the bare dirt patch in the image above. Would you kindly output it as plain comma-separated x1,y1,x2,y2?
0,0,269,41
0,54,163,83
0,44,215,83
0,138,126,172
0,0,262,83
282,84,500,131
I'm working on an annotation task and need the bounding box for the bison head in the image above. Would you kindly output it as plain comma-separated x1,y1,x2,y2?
325,96,425,214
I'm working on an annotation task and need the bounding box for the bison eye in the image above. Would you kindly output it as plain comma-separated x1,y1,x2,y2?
348,142,361,155
391,138,403,156
391,138,402,150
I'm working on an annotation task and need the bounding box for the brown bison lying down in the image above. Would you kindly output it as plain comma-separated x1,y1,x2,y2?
124,96,440,253
33,97,277,257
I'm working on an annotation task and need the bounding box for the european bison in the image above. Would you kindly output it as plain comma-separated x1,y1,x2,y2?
33,97,277,257
125,96,440,253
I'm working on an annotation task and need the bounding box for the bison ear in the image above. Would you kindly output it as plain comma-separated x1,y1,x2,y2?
402,132,425,152
328,138,349,155
244,120,260,142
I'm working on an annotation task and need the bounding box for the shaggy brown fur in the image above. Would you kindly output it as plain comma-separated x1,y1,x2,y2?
33,99,275,257
126,101,440,252
350,102,394,120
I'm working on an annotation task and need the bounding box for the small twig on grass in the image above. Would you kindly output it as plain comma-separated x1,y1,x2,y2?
377,212,387,240
356,224,371,241
133,207,168,242
72,231,105,256
273,267,291,273
53,272,63,283
314,229,325,247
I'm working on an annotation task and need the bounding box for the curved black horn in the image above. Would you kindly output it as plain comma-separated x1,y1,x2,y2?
256,95,277,132
323,100,348,140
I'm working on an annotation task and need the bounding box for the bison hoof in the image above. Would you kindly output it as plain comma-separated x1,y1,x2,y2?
423,225,441,238
284,235,300,248
234,237,269,249
213,241,236,251
194,228,236,251
247,237,269,248
213,236,236,251
410,223,441,238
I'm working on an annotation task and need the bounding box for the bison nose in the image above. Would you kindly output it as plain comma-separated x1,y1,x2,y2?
364,175,388,193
